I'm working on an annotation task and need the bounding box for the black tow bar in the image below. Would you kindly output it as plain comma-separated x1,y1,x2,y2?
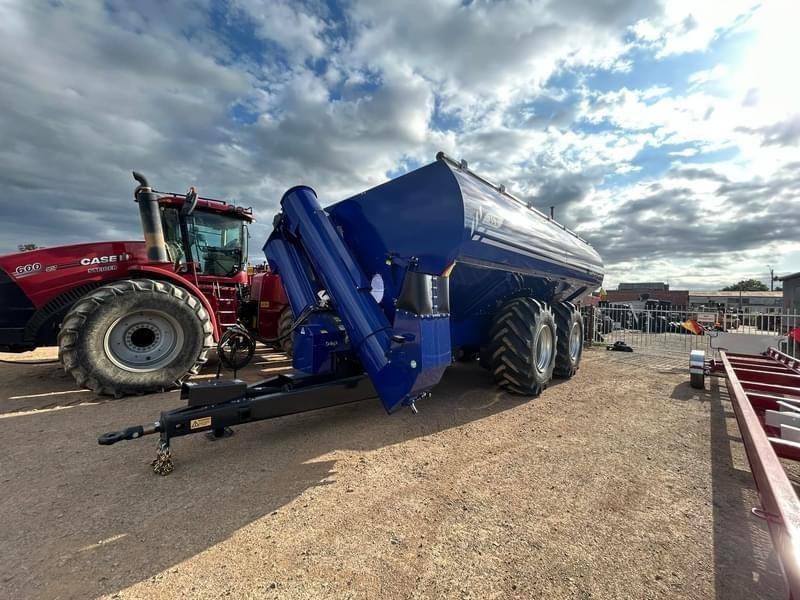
98,423,160,445
98,374,376,475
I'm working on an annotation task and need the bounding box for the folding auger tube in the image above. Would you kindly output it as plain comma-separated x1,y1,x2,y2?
98,373,378,474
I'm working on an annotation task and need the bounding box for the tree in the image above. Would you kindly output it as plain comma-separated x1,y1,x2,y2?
17,243,41,252
721,279,769,292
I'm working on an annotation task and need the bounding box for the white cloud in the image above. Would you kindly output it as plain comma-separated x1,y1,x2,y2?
0,0,797,288
631,0,757,57
344,0,659,116
687,64,728,88
668,148,698,157
230,0,329,60
0,1,255,245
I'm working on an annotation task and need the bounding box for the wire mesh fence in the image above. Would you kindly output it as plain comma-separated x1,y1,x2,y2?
581,304,800,371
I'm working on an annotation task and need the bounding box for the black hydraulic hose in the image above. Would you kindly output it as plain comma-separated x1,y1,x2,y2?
259,304,324,345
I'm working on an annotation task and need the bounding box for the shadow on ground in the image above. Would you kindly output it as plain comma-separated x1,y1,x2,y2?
671,378,784,599
0,355,525,599
0,349,295,415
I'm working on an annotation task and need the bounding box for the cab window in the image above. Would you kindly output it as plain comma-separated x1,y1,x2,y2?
187,212,244,276
161,207,186,266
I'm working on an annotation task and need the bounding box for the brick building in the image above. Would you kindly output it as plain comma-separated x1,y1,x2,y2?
605,282,689,306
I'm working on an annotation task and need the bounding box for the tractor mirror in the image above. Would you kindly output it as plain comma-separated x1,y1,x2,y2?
181,187,199,216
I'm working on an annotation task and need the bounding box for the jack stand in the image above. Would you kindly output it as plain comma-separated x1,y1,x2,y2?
409,402,418,415
205,427,235,441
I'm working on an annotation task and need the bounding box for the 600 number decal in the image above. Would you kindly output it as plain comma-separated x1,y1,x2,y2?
14,262,42,276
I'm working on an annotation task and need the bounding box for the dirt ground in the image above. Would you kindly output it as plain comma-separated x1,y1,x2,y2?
0,346,787,599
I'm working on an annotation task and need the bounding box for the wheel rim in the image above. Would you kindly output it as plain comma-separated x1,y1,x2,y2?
535,325,554,372
569,322,582,361
104,310,184,372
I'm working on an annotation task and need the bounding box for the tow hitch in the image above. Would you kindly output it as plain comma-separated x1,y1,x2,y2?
98,373,376,475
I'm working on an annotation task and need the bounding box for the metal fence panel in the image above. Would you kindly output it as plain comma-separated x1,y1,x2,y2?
581,305,800,370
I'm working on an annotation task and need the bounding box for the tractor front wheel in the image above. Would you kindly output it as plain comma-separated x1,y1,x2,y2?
58,279,213,397
489,297,556,396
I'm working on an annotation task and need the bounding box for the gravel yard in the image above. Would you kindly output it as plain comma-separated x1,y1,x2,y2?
0,346,786,599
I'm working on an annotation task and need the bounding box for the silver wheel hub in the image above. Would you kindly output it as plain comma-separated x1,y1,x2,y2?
104,310,184,372
535,326,554,372
569,322,582,361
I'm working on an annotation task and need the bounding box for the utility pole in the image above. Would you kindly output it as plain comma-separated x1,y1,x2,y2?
768,265,776,291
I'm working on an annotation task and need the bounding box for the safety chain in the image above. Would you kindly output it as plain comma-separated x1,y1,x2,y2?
151,440,174,476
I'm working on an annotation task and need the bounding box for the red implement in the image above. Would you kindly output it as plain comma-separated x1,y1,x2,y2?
720,347,800,598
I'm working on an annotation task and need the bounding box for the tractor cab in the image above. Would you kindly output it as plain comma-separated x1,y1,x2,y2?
157,194,253,279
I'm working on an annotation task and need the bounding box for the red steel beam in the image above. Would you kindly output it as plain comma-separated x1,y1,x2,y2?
721,350,800,598
748,393,800,414
749,395,799,414
728,361,796,374
739,379,800,396
727,352,779,363
729,356,784,365
736,370,800,386
771,438,800,462
749,391,800,405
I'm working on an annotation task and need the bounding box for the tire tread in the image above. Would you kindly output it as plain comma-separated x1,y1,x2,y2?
57,279,213,397
489,297,556,396
553,301,583,379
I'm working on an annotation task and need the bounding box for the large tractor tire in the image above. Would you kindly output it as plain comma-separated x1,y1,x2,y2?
553,301,584,379
489,297,556,396
58,279,213,397
277,306,294,356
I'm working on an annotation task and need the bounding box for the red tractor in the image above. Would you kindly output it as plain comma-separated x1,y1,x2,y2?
0,172,290,396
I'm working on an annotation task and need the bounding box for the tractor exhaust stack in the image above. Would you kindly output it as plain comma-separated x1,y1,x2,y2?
132,171,168,263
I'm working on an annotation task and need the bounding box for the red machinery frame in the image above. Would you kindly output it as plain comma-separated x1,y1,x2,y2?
711,347,800,598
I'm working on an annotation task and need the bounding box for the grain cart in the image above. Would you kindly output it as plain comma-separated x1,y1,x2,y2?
99,153,604,473
0,174,290,396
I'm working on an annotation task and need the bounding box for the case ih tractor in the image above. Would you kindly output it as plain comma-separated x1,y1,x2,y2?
0,173,289,396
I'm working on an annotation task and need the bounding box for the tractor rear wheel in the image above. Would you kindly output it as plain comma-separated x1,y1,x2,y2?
553,301,584,378
58,279,213,397
489,297,556,396
277,306,294,356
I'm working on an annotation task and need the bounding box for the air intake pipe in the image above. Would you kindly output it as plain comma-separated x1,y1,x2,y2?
132,171,168,263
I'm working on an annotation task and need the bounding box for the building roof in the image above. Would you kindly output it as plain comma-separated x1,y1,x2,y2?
689,291,783,298
778,272,800,281
618,282,669,290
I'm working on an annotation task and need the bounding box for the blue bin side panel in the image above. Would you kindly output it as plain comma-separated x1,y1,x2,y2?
327,161,466,278
327,159,604,310
451,167,603,286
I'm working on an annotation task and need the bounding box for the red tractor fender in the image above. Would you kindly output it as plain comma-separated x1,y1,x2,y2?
128,265,220,341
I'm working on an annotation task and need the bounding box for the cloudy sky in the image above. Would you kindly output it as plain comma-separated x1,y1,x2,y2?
1,0,798,289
